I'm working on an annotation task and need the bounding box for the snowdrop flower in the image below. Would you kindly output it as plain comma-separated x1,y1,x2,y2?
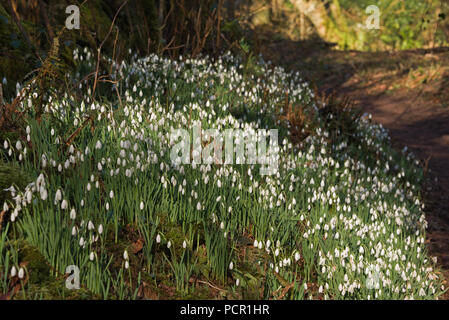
95,140,102,149
167,241,172,249
10,266,17,277
61,199,68,210
125,261,129,269
123,250,129,260
54,189,62,203
70,208,76,220
182,240,187,249
229,261,234,270
156,234,161,243
98,224,103,235
140,201,144,210
89,252,95,261
88,220,94,231
15,140,22,151
295,252,301,261
109,190,114,198
18,268,25,279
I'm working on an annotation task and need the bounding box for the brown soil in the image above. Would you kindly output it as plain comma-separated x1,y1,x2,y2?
255,31,449,297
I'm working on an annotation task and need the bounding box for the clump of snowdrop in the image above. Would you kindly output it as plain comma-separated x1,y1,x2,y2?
0,48,442,300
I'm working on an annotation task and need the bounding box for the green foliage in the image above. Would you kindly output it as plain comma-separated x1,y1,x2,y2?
326,0,445,50
0,162,28,206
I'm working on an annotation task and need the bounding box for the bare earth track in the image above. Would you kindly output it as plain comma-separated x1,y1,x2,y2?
256,34,449,297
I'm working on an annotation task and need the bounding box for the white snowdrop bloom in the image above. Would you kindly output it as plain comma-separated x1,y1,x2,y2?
295,252,301,261
140,201,144,210
89,252,95,261
10,266,17,277
71,226,77,236
156,234,161,243
98,224,103,235
79,237,85,246
87,182,91,191
125,261,129,269
70,208,76,220
266,240,271,249
54,189,62,203
61,199,68,210
40,188,48,201
254,239,259,248
236,279,240,287
3,202,8,212
275,248,280,256
220,222,225,230
18,268,25,279
123,250,129,260
95,140,102,149
15,140,22,151
229,261,234,270
183,240,187,249
88,220,94,231
217,179,221,188
167,241,172,249
109,190,114,198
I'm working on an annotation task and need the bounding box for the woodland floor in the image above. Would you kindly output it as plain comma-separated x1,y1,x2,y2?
255,30,449,298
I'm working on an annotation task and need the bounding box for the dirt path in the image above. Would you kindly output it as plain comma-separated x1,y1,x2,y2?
256,34,449,296
333,79,449,294
333,79,449,273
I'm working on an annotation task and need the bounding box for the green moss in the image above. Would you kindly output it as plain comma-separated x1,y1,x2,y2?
0,161,29,205
11,240,99,300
